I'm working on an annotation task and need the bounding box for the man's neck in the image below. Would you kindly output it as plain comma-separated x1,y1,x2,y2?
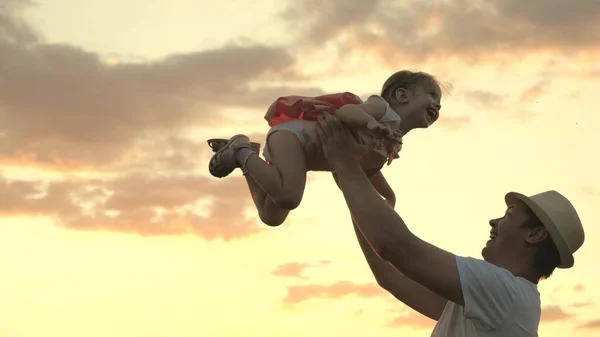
493,258,540,284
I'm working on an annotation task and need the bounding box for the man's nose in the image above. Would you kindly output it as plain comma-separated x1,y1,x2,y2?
489,218,501,227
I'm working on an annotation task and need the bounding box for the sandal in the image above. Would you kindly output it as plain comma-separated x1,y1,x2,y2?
208,134,252,178
207,138,261,154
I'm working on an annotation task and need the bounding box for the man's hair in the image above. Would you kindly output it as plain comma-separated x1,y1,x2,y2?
380,70,438,103
520,206,561,279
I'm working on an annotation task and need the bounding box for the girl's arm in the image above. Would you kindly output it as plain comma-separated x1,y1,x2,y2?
334,103,386,128
370,171,396,208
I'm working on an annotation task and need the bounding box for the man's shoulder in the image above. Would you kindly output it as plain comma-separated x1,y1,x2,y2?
457,256,541,310
456,256,508,274
457,257,539,290
457,256,516,276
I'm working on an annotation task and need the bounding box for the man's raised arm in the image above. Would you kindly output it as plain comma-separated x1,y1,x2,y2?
333,171,447,320
317,113,464,305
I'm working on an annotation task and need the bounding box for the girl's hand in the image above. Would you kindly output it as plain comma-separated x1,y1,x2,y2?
366,120,394,139
386,134,403,165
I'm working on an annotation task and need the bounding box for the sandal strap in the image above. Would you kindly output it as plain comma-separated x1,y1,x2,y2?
207,138,261,153
208,135,251,178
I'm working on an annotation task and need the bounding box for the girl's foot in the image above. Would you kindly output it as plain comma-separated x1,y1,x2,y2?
208,135,253,178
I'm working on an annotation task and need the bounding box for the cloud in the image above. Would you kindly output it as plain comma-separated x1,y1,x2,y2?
0,0,38,45
0,42,297,170
519,80,551,103
550,283,588,296
0,172,263,240
387,310,436,330
283,281,386,304
462,90,506,109
437,115,471,130
281,0,381,45
571,301,592,308
282,0,600,63
272,262,313,279
353,308,365,317
540,305,573,322
0,3,308,171
581,187,600,197
579,319,600,329
272,260,332,279
0,3,327,240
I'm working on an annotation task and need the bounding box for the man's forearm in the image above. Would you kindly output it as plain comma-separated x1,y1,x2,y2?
352,219,446,320
352,218,399,284
335,162,413,255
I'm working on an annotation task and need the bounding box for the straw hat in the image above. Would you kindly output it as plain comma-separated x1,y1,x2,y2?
505,190,585,268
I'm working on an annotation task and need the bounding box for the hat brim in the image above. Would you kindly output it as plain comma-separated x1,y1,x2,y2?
505,192,573,268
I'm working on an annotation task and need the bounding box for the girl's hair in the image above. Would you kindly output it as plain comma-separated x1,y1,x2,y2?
381,70,439,103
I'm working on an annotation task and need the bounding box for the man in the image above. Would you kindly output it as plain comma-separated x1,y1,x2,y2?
315,113,585,336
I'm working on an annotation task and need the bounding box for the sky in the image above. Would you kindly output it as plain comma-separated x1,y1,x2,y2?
1,0,599,336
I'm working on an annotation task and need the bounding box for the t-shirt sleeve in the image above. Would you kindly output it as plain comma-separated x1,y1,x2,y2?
456,256,518,328
364,95,387,106
364,95,400,123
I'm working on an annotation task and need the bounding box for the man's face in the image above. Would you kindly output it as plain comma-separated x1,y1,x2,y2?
482,201,531,263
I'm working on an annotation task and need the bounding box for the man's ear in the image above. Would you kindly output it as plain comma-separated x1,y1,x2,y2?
395,88,409,104
526,227,549,244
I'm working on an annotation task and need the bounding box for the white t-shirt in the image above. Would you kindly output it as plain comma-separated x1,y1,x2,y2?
431,257,541,337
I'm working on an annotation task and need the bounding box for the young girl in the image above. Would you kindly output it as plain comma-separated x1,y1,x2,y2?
207,70,442,226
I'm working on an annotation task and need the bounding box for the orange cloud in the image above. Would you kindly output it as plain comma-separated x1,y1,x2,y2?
581,187,600,197
387,310,436,330
0,3,337,243
437,115,471,130
519,80,551,103
462,90,506,109
272,262,313,279
540,305,573,322
579,319,600,329
283,281,386,304
282,0,600,64
571,301,592,308
272,260,332,279
353,308,365,317
0,172,264,240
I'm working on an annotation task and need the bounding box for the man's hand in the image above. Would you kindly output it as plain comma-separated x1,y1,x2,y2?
316,113,373,170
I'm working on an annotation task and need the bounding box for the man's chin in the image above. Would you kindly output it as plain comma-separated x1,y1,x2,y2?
481,246,490,261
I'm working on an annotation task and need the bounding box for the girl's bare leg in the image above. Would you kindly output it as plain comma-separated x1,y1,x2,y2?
244,175,290,227
209,131,307,226
243,131,307,224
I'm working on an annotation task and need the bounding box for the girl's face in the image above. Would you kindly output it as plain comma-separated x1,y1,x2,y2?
394,79,442,130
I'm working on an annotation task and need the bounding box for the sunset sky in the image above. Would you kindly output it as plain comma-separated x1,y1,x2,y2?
1,0,599,336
